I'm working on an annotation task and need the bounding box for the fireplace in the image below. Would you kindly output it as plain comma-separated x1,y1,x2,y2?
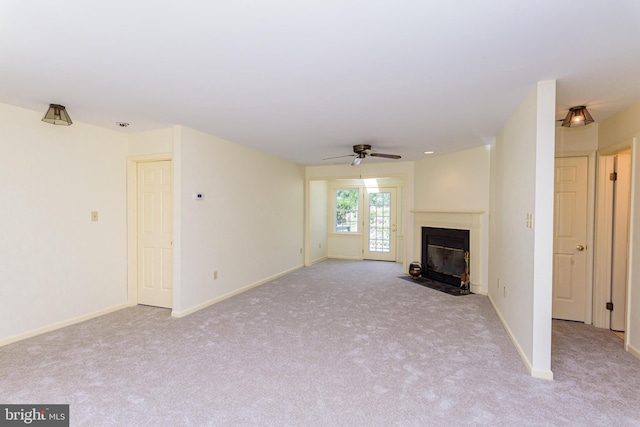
421,227,470,286
412,210,483,293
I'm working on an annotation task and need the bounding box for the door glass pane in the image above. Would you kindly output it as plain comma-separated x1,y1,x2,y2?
369,192,391,252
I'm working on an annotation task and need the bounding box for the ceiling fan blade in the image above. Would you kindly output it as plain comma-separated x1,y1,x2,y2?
369,152,401,159
322,154,356,160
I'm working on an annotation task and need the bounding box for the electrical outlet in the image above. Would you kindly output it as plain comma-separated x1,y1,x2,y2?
213,271,218,280
503,286,506,297
319,243,322,249
91,211,98,221
497,278,500,289
300,248,303,254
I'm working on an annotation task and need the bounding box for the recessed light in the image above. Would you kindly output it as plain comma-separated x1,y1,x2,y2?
424,151,434,155
116,122,130,128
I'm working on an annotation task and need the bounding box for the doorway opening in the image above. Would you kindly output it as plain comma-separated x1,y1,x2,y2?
553,149,632,336
594,150,631,333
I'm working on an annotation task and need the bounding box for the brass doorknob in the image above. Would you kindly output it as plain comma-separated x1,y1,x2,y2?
576,245,585,251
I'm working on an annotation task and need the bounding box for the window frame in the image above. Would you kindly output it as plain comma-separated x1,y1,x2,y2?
332,187,360,234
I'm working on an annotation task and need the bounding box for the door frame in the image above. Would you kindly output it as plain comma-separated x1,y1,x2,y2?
611,151,631,331
555,152,596,325
363,187,398,261
126,153,173,306
593,140,633,329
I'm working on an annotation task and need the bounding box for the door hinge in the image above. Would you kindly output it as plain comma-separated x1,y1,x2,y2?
606,302,614,311
609,172,618,181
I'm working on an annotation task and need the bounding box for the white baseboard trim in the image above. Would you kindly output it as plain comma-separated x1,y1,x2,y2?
531,367,554,380
627,342,640,360
471,284,487,295
171,264,304,318
487,293,554,380
311,256,328,265
327,255,362,261
0,303,129,347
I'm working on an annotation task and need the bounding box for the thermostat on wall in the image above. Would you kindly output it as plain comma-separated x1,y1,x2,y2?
193,193,204,200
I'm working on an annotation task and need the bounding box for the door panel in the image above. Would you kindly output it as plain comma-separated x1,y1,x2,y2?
137,161,173,308
553,157,588,321
363,188,396,261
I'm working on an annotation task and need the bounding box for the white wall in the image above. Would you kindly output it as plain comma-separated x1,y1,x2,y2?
0,114,306,339
309,180,328,263
128,128,173,155
306,161,414,181
173,126,305,315
414,146,490,210
555,123,598,153
488,81,556,379
0,103,128,344
413,146,491,292
598,101,640,359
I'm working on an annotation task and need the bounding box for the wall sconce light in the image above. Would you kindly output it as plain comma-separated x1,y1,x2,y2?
561,106,593,128
42,104,73,126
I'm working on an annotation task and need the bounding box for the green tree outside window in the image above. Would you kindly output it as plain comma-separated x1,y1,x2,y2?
335,189,358,232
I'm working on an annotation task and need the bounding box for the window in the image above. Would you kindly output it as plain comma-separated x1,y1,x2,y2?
335,189,358,232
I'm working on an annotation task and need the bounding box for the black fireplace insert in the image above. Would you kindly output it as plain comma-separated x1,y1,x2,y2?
421,227,470,286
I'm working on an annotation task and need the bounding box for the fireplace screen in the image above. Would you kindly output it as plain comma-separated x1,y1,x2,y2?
421,227,470,286
427,244,466,278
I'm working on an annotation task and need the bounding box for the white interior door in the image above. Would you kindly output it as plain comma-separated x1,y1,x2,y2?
137,161,173,308
363,188,396,261
611,152,631,331
553,157,588,321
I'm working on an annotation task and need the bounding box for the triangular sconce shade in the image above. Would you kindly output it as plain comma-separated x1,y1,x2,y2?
561,106,593,128
42,104,73,126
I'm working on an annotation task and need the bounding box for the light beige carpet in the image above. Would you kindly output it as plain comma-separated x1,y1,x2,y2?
1,259,639,426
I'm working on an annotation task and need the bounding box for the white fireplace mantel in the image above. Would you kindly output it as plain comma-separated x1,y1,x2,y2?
411,210,485,294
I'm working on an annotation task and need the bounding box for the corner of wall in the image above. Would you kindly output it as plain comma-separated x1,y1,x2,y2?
487,81,555,378
172,125,182,312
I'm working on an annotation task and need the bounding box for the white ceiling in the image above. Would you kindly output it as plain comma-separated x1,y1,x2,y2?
2,1,640,165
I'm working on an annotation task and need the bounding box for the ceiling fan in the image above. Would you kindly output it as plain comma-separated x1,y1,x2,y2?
323,144,402,166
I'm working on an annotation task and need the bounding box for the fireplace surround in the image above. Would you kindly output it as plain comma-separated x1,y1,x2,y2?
412,210,484,294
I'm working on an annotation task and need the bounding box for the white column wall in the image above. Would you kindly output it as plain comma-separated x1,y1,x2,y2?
488,81,555,379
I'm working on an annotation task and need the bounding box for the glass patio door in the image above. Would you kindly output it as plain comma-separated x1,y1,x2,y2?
363,188,397,261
